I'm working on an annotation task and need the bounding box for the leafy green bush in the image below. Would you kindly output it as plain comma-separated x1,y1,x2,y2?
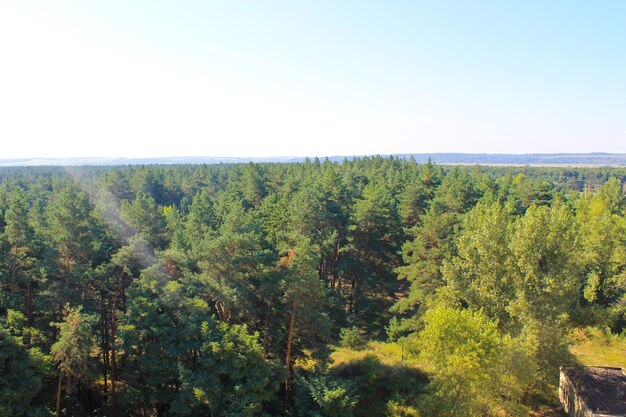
339,327,365,350
292,373,357,417
386,317,403,342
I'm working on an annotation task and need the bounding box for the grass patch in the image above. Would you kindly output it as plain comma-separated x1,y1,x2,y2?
569,327,626,368
325,337,616,417
329,341,428,417
330,341,422,369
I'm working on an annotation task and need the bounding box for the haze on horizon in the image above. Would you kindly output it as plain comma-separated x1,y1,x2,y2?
1,1,625,159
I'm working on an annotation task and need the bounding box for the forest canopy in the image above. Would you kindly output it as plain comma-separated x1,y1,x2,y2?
0,158,625,417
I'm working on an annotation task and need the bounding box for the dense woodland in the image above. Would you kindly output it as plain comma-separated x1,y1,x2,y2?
1,157,625,417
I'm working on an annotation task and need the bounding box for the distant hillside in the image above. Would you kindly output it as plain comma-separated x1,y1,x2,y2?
0,156,305,167
1,153,626,167
397,153,626,166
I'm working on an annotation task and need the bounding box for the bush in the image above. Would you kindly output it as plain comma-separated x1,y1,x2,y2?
339,327,365,350
386,317,402,342
292,373,357,417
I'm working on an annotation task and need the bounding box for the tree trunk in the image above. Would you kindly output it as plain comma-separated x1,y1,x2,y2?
332,240,340,288
110,268,125,417
56,371,63,416
100,297,108,395
26,280,33,325
284,299,298,408
64,253,71,286
262,300,272,352
66,374,73,396
110,298,118,416
348,277,355,314
26,280,33,348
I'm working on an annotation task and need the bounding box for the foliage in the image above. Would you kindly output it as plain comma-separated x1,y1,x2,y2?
51,306,96,383
416,306,533,417
339,327,365,350
329,342,427,417
385,317,402,342
292,374,357,417
174,322,277,417
0,160,625,415
0,325,50,417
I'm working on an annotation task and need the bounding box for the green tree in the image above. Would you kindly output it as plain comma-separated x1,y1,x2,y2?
240,163,267,209
597,177,625,214
46,186,100,307
195,214,273,324
183,190,218,249
173,322,277,417
416,305,533,417
51,306,96,416
121,263,277,417
0,322,49,417
293,374,357,417
575,191,626,331
1,187,39,323
392,208,458,322
121,192,168,250
347,181,401,316
444,203,580,396
398,182,431,228
444,202,514,325
120,266,205,416
431,168,479,214
277,239,330,407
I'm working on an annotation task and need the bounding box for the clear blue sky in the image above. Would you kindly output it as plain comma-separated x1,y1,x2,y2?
1,1,625,157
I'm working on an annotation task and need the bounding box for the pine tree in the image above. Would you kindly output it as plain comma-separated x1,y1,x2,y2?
51,306,96,416
1,187,38,323
0,324,49,417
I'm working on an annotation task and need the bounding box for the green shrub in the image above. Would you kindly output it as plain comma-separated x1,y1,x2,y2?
339,327,365,350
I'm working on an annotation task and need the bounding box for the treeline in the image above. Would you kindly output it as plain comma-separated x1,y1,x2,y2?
0,157,625,417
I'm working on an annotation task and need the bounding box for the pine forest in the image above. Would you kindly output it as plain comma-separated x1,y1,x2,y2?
1,157,625,417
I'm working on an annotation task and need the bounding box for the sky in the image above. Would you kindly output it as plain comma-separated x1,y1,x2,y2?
1,1,625,158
